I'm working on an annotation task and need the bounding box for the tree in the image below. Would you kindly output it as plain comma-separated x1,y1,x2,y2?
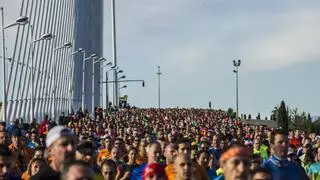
227,107,236,119
278,100,289,132
256,113,261,120
271,106,278,121
248,114,252,119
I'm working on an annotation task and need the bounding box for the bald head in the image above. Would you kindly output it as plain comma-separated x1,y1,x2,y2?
174,154,193,180
147,142,162,164
164,143,177,164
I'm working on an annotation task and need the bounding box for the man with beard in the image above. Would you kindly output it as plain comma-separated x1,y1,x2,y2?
262,129,308,180
31,126,75,180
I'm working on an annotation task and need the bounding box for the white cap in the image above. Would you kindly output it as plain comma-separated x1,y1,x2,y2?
46,125,74,147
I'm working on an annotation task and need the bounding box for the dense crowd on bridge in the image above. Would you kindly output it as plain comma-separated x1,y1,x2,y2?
0,107,320,180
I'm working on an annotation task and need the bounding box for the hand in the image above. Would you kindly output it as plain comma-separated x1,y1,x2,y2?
120,171,131,180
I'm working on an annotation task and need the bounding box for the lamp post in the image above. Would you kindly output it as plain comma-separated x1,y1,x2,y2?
104,66,115,111
69,48,84,114
233,59,241,119
82,53,96,112
92,57,106,114
52,41,72,120
110,0,119,108
156,66,161,109
30,33,54,122
119,85,127,105
100,61,112,108
102,62,112,109
117,74,125,103
1,7,29,123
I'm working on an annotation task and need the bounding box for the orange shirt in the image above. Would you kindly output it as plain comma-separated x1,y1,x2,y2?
165,164,175,180
21,171,30,180
8,143,33,176
136,154,147,165
98,149,111,162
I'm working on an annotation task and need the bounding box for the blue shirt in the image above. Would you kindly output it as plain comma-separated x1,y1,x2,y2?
262,155,308,180
208,169,218,180
130,163,146,180
307,162,320,180
214,175,224,180
208,147,222,167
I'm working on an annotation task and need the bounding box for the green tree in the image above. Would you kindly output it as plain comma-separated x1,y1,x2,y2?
271,106,278,121
256,113,261,120
227,107,236,119
278,101,289,132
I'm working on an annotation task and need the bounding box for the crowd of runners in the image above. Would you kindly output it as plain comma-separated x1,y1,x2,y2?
0,107,319,180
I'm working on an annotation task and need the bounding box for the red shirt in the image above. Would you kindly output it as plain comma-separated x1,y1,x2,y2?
289,137,301,148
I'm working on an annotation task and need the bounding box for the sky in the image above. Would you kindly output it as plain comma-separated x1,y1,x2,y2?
1,0,320,119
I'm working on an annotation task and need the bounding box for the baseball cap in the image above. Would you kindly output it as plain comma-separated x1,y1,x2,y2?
12,129,22,137
46,126,74,147
102,134,111,140
76,141,95,155
287,147,294,155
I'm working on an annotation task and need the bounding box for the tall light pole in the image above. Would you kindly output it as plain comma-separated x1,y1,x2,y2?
52,41,72,119
1,7,29,123
82,53,96,111
104,66,115,111
102,62,112,109
92,57,106,114
30,34,54,122
110,0,119,107
233,59,241,119
69,48,84,114
100,61,112,108
157,66,161,109
119,85,127,96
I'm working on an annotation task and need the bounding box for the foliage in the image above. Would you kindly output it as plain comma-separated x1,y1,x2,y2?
256,113,261,120
278,101,289,132
277,106,320,134
270,106,278,121
227,107,236,119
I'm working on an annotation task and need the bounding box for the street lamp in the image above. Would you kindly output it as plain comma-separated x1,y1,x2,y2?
68,48,84,114
102,62,112,68
118,75,126,80
81,53,96,111
29,33,54,122
70,48,84,111
104,66,116,111
233,59,241,119
119,85,127,102
92,57,106,114
1,7,29,123
119,85,127,89
156,66,161,109
51,41,71,120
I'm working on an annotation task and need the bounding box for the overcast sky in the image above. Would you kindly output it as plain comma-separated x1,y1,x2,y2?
2,0,320,118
